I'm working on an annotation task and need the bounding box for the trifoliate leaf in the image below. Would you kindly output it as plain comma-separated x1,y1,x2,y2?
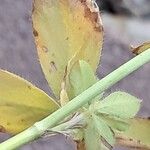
32,0,103,99
96,92,141,119
68,60,97,99
93,114,115,146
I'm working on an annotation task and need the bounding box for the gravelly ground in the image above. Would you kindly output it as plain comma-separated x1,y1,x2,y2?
0,0,150,150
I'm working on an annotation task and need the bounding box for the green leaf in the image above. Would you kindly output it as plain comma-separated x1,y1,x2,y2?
93,114,115,146
32,0,103,98
68,60,97,99
0,69,59,134
99,115,129,132
84,118,101,150
123,118,150,146
96,91,141,119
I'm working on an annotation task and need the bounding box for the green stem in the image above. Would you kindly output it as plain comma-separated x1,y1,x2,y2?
1,49,150,149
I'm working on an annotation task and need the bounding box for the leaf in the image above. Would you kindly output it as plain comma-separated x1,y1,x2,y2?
93,114,115,146
116,134,150,150
32,0,103,98
84,118,101,150
68,60,97,99
96,91,141,119
70,128,84,141
131,41,150,55
123,118,150,147
0,70,59,134
60,82,69,106
99,115,129,132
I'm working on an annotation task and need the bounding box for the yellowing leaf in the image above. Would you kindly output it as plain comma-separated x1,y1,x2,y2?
96,92,141,119
123,118,150,147
60,82,69,106
68,60,97,99
0,70,59,134
32,0,103,98
131,41,150,55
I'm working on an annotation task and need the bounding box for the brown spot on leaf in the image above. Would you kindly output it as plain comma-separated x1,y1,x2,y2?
5,103,11,107
79,0,103,32
7,122,10,126
42,46,48,53
138,140,141,143
21,119,25,122
33,29,38,37
49,61,57,72
65,37,69,40
51,53,55,57
0,125,6,133
87,59,90,62
27,85,31,90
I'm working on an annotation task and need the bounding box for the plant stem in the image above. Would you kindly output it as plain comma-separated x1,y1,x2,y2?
51,113,84,132
1,49,150,149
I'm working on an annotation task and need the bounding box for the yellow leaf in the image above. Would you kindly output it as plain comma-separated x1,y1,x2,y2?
0,70,59,134
116,118,150,149
60,82,69,106
124,118,150,147
131,41,150,55
32,0,103,98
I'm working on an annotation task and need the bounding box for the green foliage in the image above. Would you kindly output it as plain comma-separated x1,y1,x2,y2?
69,60,97,100
68,59,141,148
92,114,115,146
99,115,129,132
84,118,101,150
0,0,150,150
95,92,141,119
69,61,141,149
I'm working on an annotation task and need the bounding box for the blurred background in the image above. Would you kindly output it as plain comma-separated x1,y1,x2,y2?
0,0,150,149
